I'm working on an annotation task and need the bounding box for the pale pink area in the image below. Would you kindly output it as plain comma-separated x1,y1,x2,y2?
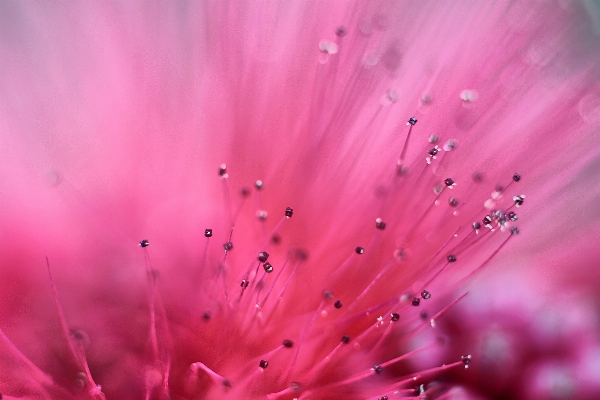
0,1,599,399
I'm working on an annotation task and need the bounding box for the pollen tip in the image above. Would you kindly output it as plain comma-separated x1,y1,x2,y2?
218,163,228,178
285,207,294,218
139,239,150,248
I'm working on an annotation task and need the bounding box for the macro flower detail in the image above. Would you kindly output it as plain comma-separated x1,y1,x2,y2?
1,1,600,400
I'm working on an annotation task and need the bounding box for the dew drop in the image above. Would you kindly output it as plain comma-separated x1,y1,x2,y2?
460,89,479,103
443,139,457,151
319,40,338,55
579,94,600,123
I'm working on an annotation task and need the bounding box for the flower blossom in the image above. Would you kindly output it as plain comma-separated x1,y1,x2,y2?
1,1,600,400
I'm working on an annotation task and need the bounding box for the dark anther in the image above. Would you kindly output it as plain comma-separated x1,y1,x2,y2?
290,382,301,391
421,290,431,300
483,215,493,225
204,229,213,238
258,252,269,263
420,311,428,320
375,218,386,230
335,26,347,37
271,234,281,244
355,246,365,255
259,359,269,369
448,197,459,207
240,280,249,288
263,262,273,273
295,249,309,261
495,184,504,193
408,117,418,125
285,207,294,218
390,312,400,322
428,147,439,156
202,311,211,320
513,173,521,182
218,164,227,177
444,178,455,187
472,222,481,230
334,300,343,309
139,240,150,248
372,364,384,374
513,195,525,207
461,354,472,367
282,339,294,348
255,180,264,190
507,211,518,221
222,379,232,388
447,254,457,262
472,172,484,183
378,397,389,400
341,334,351,343
240,187,251,197
223,242,233,251
412,297,421,306
323,290,334,299
510,227,520,235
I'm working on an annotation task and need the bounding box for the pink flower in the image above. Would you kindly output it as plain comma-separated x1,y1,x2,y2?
0,1,599,399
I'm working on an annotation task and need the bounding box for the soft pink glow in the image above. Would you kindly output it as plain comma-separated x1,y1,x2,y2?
1,1,599,399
